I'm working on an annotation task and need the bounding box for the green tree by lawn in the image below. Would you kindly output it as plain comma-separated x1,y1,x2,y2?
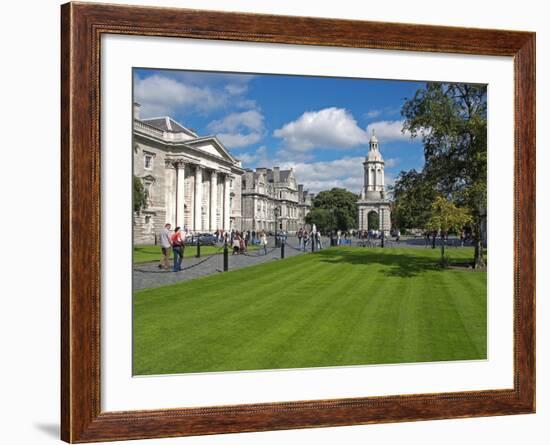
305,188,358,232
133,174,148,212
426,196,472,267
392,169,437,230
400,82,487,267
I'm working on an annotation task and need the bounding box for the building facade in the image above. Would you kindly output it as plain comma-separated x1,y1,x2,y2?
357,132,392,233
241,167,313,233
133,104,244,244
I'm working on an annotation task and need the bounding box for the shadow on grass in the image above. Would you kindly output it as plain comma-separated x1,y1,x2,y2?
316,248,443,278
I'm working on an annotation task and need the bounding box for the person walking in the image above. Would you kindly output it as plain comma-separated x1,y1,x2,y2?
158,223,172,269
232,233,241,255
396,229,401,243
171,226,184,272
316,231,323,250
297,227,304,250
260,230,268,254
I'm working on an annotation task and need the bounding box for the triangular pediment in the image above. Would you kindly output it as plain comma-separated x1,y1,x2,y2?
185,136,237,163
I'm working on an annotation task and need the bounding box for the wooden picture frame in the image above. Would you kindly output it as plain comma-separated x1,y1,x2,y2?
61,2,535,442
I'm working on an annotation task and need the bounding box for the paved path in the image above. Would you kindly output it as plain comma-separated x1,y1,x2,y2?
133,235,471,291
133,240,309,291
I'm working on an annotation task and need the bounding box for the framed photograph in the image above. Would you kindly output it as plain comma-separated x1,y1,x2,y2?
61,2,535,442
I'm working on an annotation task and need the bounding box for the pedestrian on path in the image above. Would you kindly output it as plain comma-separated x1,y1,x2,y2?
316,231,323,250
260,230,268,254
171,226,184,272
158,223,172,269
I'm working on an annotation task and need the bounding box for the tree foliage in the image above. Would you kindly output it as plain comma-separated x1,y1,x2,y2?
305,188,358,232
392,169,438,230
400,82,487,267
133,175,148,213
426,196,472,266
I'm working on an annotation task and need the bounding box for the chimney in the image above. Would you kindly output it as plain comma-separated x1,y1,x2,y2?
133,102,141,120
273,166,280,183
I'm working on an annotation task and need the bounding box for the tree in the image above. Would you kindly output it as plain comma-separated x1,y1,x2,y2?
306,188,358,232
392,169,438,230
305,208,333,232
133,175,148,213
402,83,487,267
426,196,472,266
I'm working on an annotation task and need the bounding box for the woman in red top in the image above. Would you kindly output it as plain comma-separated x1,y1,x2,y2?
171,227,184,272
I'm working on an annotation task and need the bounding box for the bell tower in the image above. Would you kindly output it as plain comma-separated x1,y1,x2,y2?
357,130,391,233
362,130,386,200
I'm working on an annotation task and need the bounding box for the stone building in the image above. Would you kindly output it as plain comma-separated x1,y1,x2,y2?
133,104,244,244
357,131,392,233
241,167,313,233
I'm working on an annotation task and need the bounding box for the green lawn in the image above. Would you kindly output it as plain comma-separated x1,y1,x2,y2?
134,244,259,263
133,247,486,375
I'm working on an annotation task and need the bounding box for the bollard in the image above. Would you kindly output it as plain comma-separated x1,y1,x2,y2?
223,242,229,271
196,237,201,258
281,241,285,259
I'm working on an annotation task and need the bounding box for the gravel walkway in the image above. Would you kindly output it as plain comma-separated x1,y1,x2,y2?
133,239,311,291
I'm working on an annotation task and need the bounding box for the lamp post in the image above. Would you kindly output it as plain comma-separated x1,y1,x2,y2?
381,209,385,248
274,206,280,247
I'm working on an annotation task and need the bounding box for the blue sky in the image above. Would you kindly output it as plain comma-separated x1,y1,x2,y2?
134,68,427,193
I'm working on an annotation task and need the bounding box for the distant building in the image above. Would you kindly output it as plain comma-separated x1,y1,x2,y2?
241,167,313,233
357,131,392,233
133,103,244,244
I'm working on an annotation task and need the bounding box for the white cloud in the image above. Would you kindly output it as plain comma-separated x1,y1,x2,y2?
385,158,399,168
276,156,397,194
208,110,265,148
134,72,258,119
237,146,269,165
225,83,249,96
208,110,264,133
273,107,369,151
366,120,413,142
366,110,382,118
217,132,263,148
134,75,226,117
279,156,364,194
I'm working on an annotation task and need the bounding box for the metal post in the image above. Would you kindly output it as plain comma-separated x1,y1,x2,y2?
223,240,228,271
196,235,201,258
381,209,385,248
281,239,285,259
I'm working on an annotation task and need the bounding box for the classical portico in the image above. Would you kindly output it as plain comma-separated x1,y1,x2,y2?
357,131,392,233
162,159,236,233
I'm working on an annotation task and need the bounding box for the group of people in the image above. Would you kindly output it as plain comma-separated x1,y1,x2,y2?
230,230,269,255
297,228,323,251
158,223,186,272
158,224,274,272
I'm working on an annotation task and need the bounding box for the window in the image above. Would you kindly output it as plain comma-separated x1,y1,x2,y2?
144,182,153,203
144,154,153,170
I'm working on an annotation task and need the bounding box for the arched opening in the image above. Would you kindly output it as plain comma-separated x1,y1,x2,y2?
367,210,379,230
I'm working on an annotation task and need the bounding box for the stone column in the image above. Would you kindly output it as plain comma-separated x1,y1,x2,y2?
209,170,218,231
223,175,231,231
164,161,177,226
194,165,203,232
175,161,185,228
